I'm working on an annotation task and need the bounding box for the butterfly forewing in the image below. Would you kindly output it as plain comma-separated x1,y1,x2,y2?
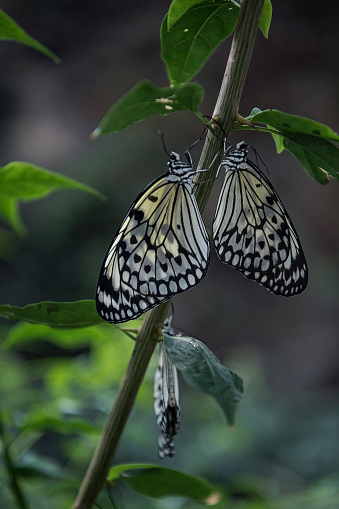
154,343,180,458
213,141,308,296
96,149,210,323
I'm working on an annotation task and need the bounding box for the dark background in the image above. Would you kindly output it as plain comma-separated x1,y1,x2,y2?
0,1,339,497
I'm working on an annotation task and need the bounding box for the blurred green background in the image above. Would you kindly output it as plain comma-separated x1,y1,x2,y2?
0,1,339,507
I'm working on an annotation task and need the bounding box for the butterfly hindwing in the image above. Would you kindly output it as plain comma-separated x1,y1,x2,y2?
213,141,308,296
96,150,210,323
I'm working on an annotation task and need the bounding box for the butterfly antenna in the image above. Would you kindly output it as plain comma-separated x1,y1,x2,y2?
251,145,270,175
158,130,170,156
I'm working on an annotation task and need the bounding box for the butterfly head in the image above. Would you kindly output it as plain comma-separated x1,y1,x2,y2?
168,151,181,164
167,151,192,174
234,141,248,154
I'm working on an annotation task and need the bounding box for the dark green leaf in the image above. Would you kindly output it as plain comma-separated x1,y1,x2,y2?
109,464,218,501
168,0,207,30
0,300,102,328
0,8,60,63
250,109,339,142
283,135,337,184
163,332,244,427
249,109,339,183
161,2,239,84
0,162,104,234
92,80,204,136
259,0,272,38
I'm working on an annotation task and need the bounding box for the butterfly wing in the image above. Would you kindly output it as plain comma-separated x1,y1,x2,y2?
240,214,308,296
154,343,180,458
213,145,308,296
97,173,210,323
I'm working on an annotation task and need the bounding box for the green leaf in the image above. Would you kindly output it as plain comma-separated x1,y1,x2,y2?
108,464,218,501
3,322,102,350
92,80,204,136
109,463,158,480
259,0,272,38
0,162,104,233
0,8,60,63
167,0,207,30
283,135,338,184
163,332,244,427
249,109,339,184
0,300,102,328
161,2,240,84
0,194,23,233
250,109,339,142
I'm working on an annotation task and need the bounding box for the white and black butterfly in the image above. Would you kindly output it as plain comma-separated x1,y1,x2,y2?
96,135,210,323
213,141,308,296
154,318,180,458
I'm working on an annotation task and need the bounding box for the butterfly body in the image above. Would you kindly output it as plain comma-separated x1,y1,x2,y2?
96,147,210,323
213,141,308,296
154,342,180,458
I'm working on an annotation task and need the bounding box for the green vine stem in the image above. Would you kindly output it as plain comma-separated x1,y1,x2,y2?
73,1,264,508
0,407,29,509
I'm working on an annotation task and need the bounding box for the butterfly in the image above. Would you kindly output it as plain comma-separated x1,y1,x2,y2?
213,141,308,296
153,337,180,458
96,133,210,323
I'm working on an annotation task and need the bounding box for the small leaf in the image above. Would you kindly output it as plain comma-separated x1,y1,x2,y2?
0,8,60,63
161,2,239,84
109,464,218,501
0,162,104,233
259,0,272,38
163,332,244,427
0,300,102,328
92,80,204,136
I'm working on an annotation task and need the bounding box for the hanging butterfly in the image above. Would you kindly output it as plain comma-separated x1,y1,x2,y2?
213,141,308,296
153,316,180,458
96,133,210,323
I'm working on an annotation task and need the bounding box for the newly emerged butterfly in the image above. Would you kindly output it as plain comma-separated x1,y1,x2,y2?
96,134,210,323
154,340,180,458
213,141,308,296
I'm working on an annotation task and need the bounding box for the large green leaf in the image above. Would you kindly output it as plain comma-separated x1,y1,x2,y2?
249,109,339,184
108,464,219,501
92,80,204,136
0,162,104,233
0,8,59,63
161,1,239,84
163,332,244,427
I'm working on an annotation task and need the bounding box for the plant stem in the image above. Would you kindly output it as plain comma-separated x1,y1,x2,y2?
194,0,264,210
73,301,171,509
73,1,263,507
0,408,29,509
